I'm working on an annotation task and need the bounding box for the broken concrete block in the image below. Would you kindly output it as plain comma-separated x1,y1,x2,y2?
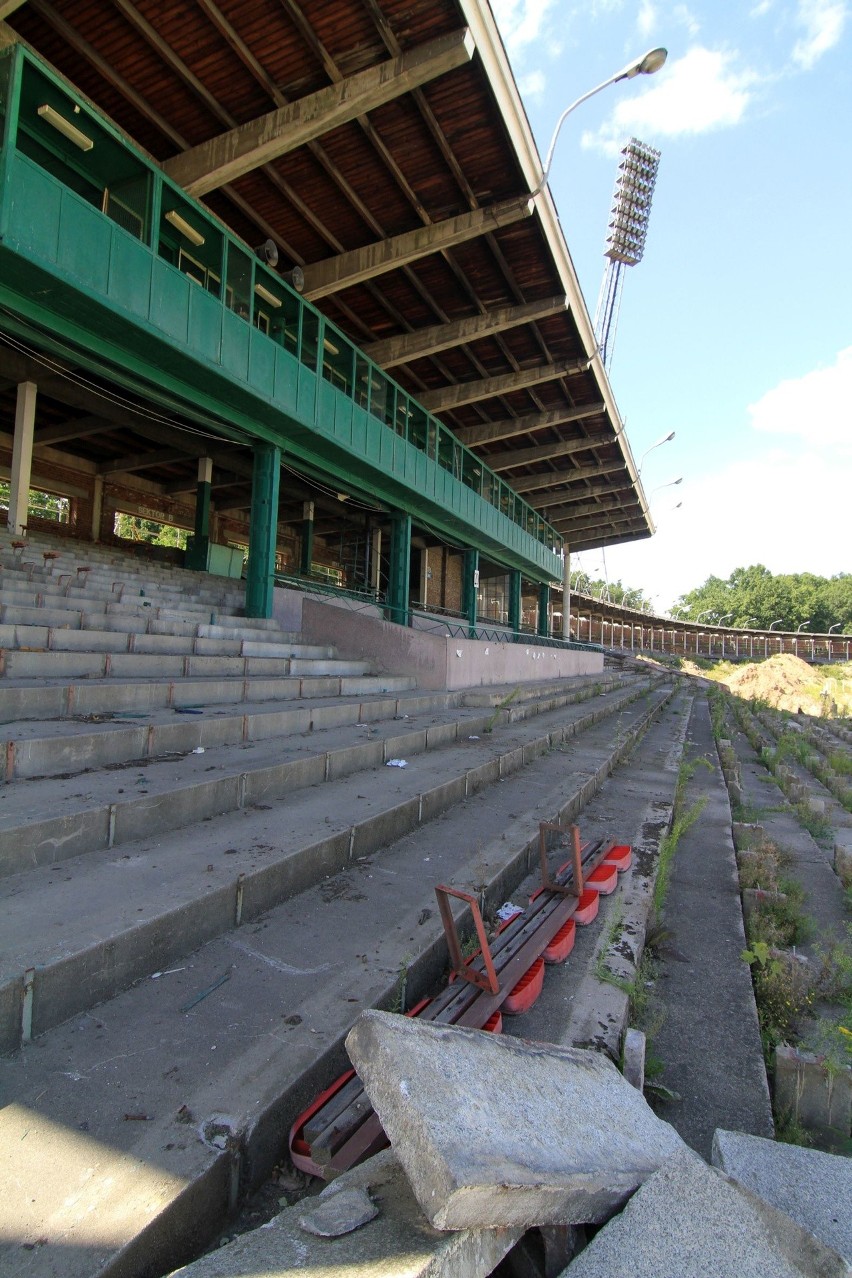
168,1150,521,1277
622,1027,645,1092
345,1010,685,1230
806,796,826,817
298,1186,378,1237
712,1128,852,1264
559,1148,850,1278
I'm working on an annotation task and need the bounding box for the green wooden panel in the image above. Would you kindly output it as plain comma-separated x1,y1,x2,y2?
58,194,110,294
248,328,275,399
350,405,368,456
273,345,298,411
10,155,60,260
296,366,317,422
150,258,190,344
221,309,250,379
108,230,152,318
188,285,222,364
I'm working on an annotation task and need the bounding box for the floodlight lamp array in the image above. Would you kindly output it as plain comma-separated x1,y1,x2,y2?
604,138,661,266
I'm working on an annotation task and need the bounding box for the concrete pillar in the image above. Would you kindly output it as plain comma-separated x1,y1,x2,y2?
418,547,429,607
245,442,280,619
299,500,315,576
186,456,213,570
508,569,522,635
386,512,411,627
369,527,382,594
562,549,571,641
462,548,479,638
537,582,550,638
9,381,36,536
91,476,104,542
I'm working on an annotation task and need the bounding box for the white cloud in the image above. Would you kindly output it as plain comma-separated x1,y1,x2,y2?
791,0,847,68
673,4,701,37
582,46,760,154
751,0,774,15
489,0,560,57
748,347,852,449
638,1,657,39
518,68,547,99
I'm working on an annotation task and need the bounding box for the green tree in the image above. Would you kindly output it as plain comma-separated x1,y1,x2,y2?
676,565,852,632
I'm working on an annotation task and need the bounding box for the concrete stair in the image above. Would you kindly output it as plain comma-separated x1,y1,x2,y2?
0,530,684,1278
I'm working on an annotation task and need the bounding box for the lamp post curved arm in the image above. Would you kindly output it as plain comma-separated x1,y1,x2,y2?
828,622,842,634
718,613,734,625
796,620,810,633
638,430,675,475
530,48,667,197
769,618,784,630
695,609,716,623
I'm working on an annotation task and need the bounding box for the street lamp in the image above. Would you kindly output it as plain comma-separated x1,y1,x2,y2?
696,609,716,623
718,613,734,625
746,618,758,628
531,48,668,198
828,622,842,634
638,430,675,475
796,620,810,633
769,619,784,630
650,476,683,497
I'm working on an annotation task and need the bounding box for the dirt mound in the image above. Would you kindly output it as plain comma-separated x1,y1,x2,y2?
725,653,817,712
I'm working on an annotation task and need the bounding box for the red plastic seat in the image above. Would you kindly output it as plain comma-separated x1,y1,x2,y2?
543,916,576,964
502,956,545,1015
585,862,618,895
574,887,600,925
604,844,632,872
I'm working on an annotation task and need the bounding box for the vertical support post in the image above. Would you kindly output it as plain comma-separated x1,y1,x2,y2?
537,582,550,638
386,512,411,627
562,548,571,641
369,526,382,593
91,476,104,542
463,549,479,638
186,456,213,570
418,548,429,608
9,381,36,536
245,443,280,619
299,500,315,576
508,570,522,636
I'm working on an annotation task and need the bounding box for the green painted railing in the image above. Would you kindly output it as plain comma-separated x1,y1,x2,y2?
0,43,563,582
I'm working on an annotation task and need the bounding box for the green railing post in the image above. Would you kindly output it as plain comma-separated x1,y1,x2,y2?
508,569,522,637
463,549,479,638
245,442,280,618
386,511,411,627
537,582,550,638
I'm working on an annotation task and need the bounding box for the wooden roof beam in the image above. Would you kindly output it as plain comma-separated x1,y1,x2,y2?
455,403,605,448
569,527,652,552
301,197,534,301
97,446,202,476
418,354,585,413
552,510,646,536
361,295,567,368
0,2,25,20
35,416,117,446
162,30,475,197
488,444,620,477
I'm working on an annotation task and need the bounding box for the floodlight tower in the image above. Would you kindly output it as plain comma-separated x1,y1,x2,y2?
594,137,661,370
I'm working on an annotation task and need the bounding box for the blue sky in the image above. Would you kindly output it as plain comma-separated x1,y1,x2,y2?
491,0,851,611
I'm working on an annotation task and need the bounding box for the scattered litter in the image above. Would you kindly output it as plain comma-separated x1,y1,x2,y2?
151,967,186,980
497,902,523,922
180,970,231,1013
123,1113,150,1122
386,758,407,768
192,746,205,754
468,735,479,740
418,908,432,925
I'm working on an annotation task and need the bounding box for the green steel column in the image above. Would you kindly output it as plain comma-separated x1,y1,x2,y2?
508,570,522,636
299,501,315,576
537,582,550,638
186,456,212,571
245,443,280,619
386,512,411,626
463,549,479,638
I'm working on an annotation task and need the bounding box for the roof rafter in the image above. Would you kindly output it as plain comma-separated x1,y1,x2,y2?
487,443,619,477
455,403,605,448
361,294,566,367
418,354,584,413
162,30,475,196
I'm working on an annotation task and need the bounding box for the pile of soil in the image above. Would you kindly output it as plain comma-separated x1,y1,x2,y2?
723,652,820,714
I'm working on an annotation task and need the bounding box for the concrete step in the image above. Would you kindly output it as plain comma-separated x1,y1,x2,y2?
0,675,640,879
1,560,246,604
0,648,373,680
0,673,624,784
0,678,663,1052
0,623,334,661
0,671,418,720
0,678,678,1278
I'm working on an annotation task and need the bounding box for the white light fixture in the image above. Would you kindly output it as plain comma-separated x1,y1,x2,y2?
254,281,282,308
38,103,94,152
164,209,205,247
323,337,340,355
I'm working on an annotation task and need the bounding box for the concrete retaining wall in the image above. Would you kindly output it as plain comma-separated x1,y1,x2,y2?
273,588,603,690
